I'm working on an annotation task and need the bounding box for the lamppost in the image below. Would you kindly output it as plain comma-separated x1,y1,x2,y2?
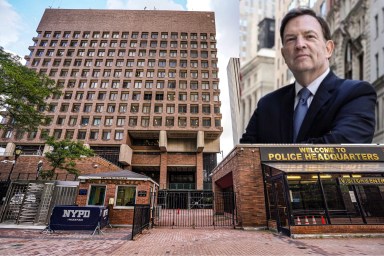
7,146,23,182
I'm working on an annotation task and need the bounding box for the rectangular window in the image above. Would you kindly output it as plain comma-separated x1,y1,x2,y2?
87,185,106,206
115,186,136,207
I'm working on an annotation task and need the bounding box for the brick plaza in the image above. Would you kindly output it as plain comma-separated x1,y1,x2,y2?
0,226,383,255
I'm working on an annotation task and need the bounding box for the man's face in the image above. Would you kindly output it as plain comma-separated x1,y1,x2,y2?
281,15,334,81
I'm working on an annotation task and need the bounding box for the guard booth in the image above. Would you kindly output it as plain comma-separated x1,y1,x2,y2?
77,170,158,226
211,145,384,236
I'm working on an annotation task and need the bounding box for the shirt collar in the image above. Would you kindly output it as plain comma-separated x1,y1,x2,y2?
295,68,330,96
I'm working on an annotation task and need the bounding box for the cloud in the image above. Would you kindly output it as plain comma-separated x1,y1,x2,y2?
106,0,184,10
0,0,23,48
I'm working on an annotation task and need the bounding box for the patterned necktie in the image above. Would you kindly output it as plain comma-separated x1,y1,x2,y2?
293,87,311,142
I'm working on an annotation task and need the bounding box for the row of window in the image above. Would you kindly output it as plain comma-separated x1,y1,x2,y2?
35,39,216,49
38,67,219,79
56,80,219,90
38,31,216,41
30,48,217,59
59,90,219,101
35,58,217,69
3,116,222,140
88,185,135,207
46,102,220,115
49,112,217,127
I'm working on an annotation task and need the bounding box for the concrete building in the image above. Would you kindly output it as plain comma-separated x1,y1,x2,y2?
369,0,384,143
239,49,275,137
239,0,275,65
0,9,222,191
227,58,242,146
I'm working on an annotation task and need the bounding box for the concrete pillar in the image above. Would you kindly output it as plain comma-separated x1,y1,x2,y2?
159,130,167,152
119,144,132,165
5,142,16,157
197,131,204,152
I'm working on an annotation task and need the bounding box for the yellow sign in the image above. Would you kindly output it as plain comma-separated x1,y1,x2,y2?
260,146,384,162
339,177,384,185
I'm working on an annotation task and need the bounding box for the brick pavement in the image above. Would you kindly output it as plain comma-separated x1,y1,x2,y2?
0,226,383,255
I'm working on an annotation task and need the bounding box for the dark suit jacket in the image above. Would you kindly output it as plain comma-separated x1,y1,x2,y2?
240,71,377,144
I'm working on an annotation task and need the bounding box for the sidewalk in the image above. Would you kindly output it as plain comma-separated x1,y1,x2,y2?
0,226,383,255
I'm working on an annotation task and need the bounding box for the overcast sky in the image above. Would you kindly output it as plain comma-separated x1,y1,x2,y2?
0,0,239,161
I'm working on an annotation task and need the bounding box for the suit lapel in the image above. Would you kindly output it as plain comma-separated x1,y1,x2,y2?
280,84,296,142
297,72,338,141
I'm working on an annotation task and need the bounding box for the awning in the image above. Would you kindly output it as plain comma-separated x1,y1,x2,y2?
263,162,384,173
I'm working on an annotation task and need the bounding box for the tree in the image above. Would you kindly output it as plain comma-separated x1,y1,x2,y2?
40,137,94,179
0,47,60,132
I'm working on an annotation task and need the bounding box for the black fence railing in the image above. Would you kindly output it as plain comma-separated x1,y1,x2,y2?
131,204,151,240
153,191,237,228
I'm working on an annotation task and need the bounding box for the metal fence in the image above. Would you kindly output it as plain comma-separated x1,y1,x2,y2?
153,191,237,228
131,204,151,240
0,181,78,225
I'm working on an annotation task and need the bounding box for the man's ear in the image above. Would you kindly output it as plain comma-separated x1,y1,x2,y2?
281,47,286,63
325,40,334,59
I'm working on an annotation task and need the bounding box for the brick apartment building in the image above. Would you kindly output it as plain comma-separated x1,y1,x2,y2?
0,9,222,191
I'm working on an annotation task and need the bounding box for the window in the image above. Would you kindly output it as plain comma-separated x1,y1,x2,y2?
153,117,162,126
90,130,99,140
166,117,174,126
115,186,136,207
179,81,187,89
166,104,175,114
202,105,210,114
129,117,137,126
117,117,125,126
77,130,86,139
154,104,163,113
141,117,150,127
88,185,106,206
191,118,199,127
93,117,101,126
178,104,187,114
126,60,134,67
102,130,111,140
115,130,124,140
178,117,187,127
105,117,113,126
202,93,210,101
190,93,198,101
131,104,139,113
190,105,199,114
203,118,211,127
80,117,89,126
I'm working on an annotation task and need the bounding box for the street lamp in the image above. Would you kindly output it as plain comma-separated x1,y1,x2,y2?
7,146,22,182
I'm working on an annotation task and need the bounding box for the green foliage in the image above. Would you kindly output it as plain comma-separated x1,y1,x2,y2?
41,137,94,178
0,47,60,132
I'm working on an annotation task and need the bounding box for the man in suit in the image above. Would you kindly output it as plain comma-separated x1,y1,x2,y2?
240,8,376,144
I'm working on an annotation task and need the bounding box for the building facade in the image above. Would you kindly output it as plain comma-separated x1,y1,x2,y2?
227,58,242,145
0,9,222,191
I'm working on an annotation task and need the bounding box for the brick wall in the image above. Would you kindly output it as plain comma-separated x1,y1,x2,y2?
212,146,267,228
291,225,384,234
77,179,154,225
0,155,120,181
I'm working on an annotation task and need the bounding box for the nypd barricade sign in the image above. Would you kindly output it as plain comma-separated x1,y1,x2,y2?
48,206,109,234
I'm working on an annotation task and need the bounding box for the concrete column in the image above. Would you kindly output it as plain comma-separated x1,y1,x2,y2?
159,130,167,152
5,142,16,157
197,131,204,152
119,144,132,165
